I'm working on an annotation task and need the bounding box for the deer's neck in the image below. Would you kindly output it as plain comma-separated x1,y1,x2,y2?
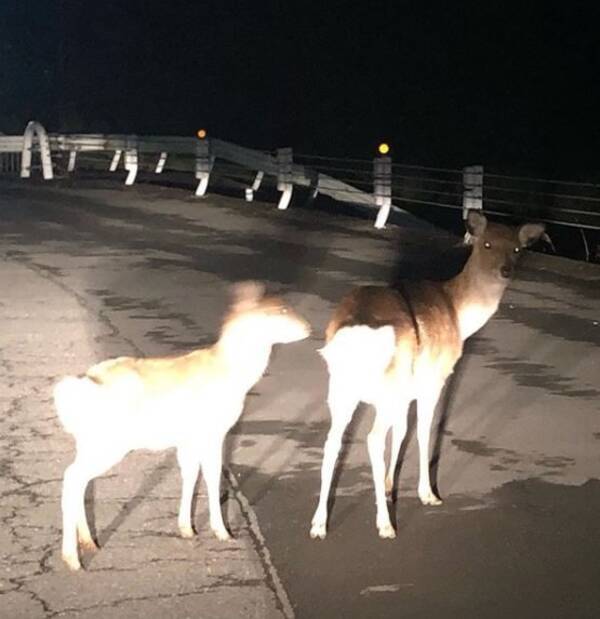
443,254,509,341
214,326,273,393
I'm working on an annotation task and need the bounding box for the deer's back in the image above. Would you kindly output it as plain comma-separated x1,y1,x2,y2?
78,349,245,450
327,285,463,387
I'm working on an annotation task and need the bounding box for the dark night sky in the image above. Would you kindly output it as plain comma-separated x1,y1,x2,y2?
2,1,599,176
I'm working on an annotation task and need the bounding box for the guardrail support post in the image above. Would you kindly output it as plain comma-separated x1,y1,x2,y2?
310,172,320,200
462,165,483,216
374,154,392,229
245,170,264,202
195,138,214,197
155,152,168,174
276,147,293,210
0,152,20,174
67,150,77,172
124,137,139,185
20,121,54,180
109,150,122,171
463,165,483,241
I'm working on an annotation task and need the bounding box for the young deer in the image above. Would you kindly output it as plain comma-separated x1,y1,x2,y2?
54,282,310,570
310,211,545,540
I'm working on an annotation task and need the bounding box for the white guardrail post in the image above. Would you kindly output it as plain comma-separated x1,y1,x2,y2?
276,147,293,210
374,148,392,229
124,136,139,185
245,170,264,202
463,165,483,241
155,151,168,174
463,165,483,216
195,137,214,197
109,149,122,171
67,149,77,172
21,121,54,180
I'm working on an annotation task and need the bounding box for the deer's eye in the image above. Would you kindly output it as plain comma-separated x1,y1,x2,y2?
514,247,520,254
484,241,492,249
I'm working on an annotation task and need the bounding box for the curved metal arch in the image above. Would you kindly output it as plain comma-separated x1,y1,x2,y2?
21,121,54,180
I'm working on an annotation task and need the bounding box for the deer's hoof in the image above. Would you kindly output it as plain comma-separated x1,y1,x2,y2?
213,527,232,542
179,525,196,539
419,491,443,506
79,537,99,552
377,523,396,539
63,552,82,571
310,523,327,540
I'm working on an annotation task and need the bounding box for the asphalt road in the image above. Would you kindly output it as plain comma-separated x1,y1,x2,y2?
1,179,598,618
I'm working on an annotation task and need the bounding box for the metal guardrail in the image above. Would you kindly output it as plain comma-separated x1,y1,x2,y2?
0,151,20,174
1,122,599,257
294,154,600,237
0,122,395,223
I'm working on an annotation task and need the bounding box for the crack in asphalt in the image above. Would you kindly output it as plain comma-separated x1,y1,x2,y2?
52,577,268,617
5,251,145,359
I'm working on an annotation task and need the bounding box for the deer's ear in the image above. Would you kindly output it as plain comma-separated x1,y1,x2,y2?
518,223,546,247
230,281,265,310
465,210,487,237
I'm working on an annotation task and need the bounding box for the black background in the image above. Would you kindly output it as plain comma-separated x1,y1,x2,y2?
2,1,599,177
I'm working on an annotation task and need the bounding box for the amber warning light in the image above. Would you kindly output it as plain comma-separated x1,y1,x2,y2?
378,143,390,155
197,129,207,139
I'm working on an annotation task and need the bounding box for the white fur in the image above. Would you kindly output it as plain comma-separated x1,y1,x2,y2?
311,325,403,540
319,325,396,399
55,291,309,570
456,300,500,340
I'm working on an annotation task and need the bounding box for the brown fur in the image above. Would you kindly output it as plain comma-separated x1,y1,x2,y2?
310,211,546,539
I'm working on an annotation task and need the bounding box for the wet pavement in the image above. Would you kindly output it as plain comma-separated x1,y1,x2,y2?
0,179,598,618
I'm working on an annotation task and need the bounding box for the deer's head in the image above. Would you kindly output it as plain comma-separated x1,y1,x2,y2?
224,281,311,345
465,210,546,281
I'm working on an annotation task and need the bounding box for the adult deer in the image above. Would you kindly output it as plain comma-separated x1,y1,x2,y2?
310,211,545,539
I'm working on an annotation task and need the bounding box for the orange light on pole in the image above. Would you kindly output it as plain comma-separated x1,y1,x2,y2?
197,128,207,139
378,142,390,155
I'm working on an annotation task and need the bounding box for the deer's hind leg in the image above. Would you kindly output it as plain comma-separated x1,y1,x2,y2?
310,376,359,540
416,382,445,506
62,445,126,570
369,392,410,538
384,411,410,499
201,437,231,541
177,445,202,538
